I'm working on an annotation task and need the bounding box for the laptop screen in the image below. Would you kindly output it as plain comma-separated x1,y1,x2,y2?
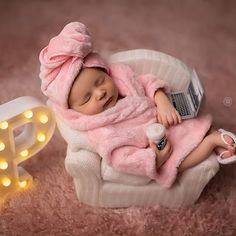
187,70,204,111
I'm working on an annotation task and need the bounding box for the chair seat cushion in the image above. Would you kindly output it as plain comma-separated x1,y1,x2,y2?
101,160,151,186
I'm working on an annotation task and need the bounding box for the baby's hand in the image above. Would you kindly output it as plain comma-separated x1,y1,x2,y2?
156,102,182,128
149,139,173,169
154,89,182,128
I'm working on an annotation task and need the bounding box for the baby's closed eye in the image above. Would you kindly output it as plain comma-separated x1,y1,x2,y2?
95,77,105,86
82,93,91,104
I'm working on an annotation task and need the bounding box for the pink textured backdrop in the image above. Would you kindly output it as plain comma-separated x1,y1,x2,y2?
0,0,236,235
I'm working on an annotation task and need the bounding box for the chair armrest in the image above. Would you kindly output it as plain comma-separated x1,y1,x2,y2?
153,153,219,208
178,153,219,184
65,148,103,206
173,153,219,206
65,148,102,182
54,114,93,152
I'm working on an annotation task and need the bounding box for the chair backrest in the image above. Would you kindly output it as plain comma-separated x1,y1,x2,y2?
108,49,191,92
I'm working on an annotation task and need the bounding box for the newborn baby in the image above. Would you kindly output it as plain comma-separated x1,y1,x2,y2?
39,22,236,188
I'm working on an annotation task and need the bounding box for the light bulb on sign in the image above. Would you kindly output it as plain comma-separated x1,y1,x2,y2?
37,133,46,142
0,121,8,130
0,142,5,151
0,160,8,170
23,110,33,119
19,180,27,188
39,114,49,124
20,149,29,157
0,96,56,203
2,177,11,187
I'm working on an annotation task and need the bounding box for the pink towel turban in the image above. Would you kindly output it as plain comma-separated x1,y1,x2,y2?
39,22,109,109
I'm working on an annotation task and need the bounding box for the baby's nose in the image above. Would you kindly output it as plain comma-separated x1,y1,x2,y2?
95,88,106,100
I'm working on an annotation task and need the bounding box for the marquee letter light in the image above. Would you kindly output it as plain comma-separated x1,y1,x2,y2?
0,96,56,202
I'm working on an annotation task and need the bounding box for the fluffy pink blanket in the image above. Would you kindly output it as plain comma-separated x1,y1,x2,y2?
52,63,212,188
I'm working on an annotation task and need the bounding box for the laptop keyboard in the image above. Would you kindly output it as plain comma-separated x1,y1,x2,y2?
170,93,191,116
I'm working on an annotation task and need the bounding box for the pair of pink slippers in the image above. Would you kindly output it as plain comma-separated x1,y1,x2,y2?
217,128,236,164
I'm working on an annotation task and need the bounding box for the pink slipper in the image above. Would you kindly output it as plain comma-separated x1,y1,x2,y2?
217,128,236,165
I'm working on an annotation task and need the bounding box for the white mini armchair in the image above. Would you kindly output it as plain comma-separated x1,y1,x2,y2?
55,49,219,208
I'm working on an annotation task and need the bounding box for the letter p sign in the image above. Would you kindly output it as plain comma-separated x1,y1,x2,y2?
0,96,56,202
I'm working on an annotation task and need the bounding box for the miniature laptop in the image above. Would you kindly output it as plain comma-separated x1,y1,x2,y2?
168,69,204,119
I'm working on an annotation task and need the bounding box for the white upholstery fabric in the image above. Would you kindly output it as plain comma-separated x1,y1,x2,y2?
108,49,191,92
55,49,219,208
66,150,218,208
101,158,151,186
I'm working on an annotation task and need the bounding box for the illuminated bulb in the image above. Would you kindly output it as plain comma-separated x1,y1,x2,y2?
19,180,27,188
0,121,8,129
2,177,11,187
39,114,49,124
20,149,29,157
24,110,33,119
0,160,8,170
0,142,5,151
37,133,46,142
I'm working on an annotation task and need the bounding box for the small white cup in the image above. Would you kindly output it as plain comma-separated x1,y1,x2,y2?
145,123,167,150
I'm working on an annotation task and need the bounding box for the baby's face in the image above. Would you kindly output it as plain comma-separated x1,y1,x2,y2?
68,67,119,115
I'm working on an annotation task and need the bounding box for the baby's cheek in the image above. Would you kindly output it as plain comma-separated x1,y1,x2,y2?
88,103,103,115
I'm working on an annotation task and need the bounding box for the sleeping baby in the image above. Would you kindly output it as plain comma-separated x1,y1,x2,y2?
39,22,236,188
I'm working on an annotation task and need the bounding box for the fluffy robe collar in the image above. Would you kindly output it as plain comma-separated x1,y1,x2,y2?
49,63,155,131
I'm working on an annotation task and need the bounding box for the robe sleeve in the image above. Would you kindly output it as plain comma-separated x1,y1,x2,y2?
109,146,158,180
109,63,170,99
137,74,171,101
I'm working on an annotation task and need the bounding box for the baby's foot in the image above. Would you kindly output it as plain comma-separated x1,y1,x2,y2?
213,131,236,158
215,146,235,158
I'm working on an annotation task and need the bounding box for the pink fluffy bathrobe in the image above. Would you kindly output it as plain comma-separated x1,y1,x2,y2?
39,22,212,188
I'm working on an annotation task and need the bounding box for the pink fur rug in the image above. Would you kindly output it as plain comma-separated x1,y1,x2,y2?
0,0,236,235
